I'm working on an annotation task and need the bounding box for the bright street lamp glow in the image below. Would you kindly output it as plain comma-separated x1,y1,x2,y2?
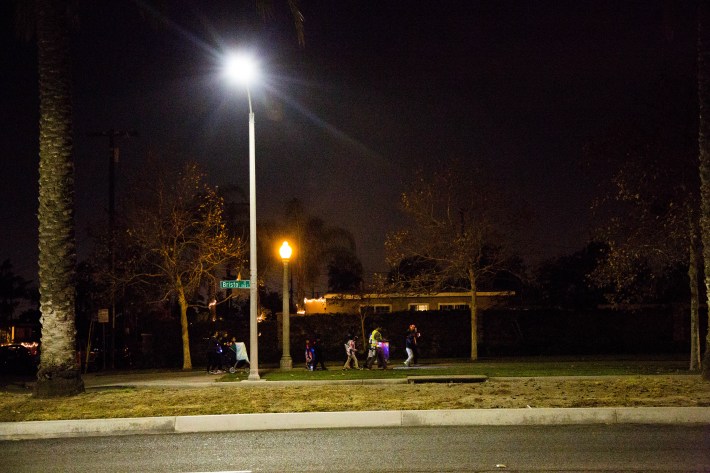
279,241,293,261
224,53,259,86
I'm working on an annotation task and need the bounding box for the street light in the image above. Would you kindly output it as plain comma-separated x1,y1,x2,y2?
225,52,261,380
279,241,293,369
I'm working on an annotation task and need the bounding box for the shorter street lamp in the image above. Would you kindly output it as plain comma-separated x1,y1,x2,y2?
279,241,293,369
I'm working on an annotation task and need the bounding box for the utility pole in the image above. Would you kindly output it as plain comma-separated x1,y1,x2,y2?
87,129,137,369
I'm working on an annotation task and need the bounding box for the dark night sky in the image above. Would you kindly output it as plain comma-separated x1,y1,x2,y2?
0,1,698,289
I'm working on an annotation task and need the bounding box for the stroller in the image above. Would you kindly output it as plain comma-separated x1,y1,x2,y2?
224,342,250,374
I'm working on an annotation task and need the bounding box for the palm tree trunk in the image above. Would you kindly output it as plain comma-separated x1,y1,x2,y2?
33,0,84,397
697,0,710,381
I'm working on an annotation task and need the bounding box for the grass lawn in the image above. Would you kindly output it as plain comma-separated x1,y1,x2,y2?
1,357,707,423
222,356,694,381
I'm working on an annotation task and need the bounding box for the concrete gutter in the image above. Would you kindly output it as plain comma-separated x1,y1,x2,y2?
2,407,709,441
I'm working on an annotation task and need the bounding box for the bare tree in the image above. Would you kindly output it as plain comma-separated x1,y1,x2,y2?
586,1,701,369
118,159,246,369
589,153,701,369
386,165,522,360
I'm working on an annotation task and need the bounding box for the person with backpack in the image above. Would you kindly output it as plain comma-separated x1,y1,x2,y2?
343,334,359,369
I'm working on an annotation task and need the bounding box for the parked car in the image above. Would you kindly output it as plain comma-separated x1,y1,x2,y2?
0,344,38,375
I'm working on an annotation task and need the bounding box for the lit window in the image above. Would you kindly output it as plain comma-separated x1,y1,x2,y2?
409,303,429,311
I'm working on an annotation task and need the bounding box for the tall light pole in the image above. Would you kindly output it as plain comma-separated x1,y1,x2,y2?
87,129,137,370
279,241,293,369
225,53,261,380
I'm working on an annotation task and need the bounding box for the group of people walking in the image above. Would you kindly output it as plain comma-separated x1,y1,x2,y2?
205,331,243,374
205,325,420,374
307,324,421,371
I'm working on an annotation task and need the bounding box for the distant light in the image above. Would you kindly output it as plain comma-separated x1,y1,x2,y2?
303,297,326,303
224,53,259,86
279,241,293,261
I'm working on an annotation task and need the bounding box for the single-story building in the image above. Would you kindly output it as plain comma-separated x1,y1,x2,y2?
300,291,515,315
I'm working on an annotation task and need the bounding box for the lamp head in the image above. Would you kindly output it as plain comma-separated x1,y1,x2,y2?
279,241,293,261
224,52,259,87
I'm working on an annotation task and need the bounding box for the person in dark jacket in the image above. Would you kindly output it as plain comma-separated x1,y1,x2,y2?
312,336,327,370
404,328,416,367
205,331,223,374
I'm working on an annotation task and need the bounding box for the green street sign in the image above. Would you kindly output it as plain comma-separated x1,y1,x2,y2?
220,280,250,289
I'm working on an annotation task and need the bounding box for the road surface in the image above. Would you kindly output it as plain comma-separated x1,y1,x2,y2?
1,424,709,472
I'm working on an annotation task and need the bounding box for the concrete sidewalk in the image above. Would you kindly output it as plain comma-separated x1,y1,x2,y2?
2,369,709,441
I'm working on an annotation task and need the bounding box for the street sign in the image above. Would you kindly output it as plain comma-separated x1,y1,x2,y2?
220,280,250,289
98,308,109,323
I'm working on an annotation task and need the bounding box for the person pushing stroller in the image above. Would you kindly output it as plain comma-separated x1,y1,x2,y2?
364,327,387,369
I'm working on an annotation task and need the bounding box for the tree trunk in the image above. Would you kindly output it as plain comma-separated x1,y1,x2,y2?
33,0,84,398
359,313,367,353
178,290,192,370
469,268,478,361
688,226,701,371
697,1,710,381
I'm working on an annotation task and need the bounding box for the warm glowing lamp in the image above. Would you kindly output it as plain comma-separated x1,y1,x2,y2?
279,241,293,261
279,241,293,369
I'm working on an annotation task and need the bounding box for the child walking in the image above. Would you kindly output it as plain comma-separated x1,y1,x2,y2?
304,339,314,371
343,335,359,369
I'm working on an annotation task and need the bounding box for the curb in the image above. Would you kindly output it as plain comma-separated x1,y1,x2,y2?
2,407,709,441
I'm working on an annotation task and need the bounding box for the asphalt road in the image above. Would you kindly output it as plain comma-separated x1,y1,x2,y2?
2,425,709,472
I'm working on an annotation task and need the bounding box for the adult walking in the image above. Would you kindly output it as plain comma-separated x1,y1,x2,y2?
205,331,223,374
365,327,387,369
312,336,327,370
404,327,416,367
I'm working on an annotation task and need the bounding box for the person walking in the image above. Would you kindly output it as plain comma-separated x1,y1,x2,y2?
343,335,359,369
410,324,421,364
365,327,386,369
304,339,314,371
312,336,327,370
205,331,223,374
404,328,416,367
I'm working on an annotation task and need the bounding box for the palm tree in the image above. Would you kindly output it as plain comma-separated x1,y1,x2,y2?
697,0,710,381
17,0,305,395
30,0,84,397
283,199,357,306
